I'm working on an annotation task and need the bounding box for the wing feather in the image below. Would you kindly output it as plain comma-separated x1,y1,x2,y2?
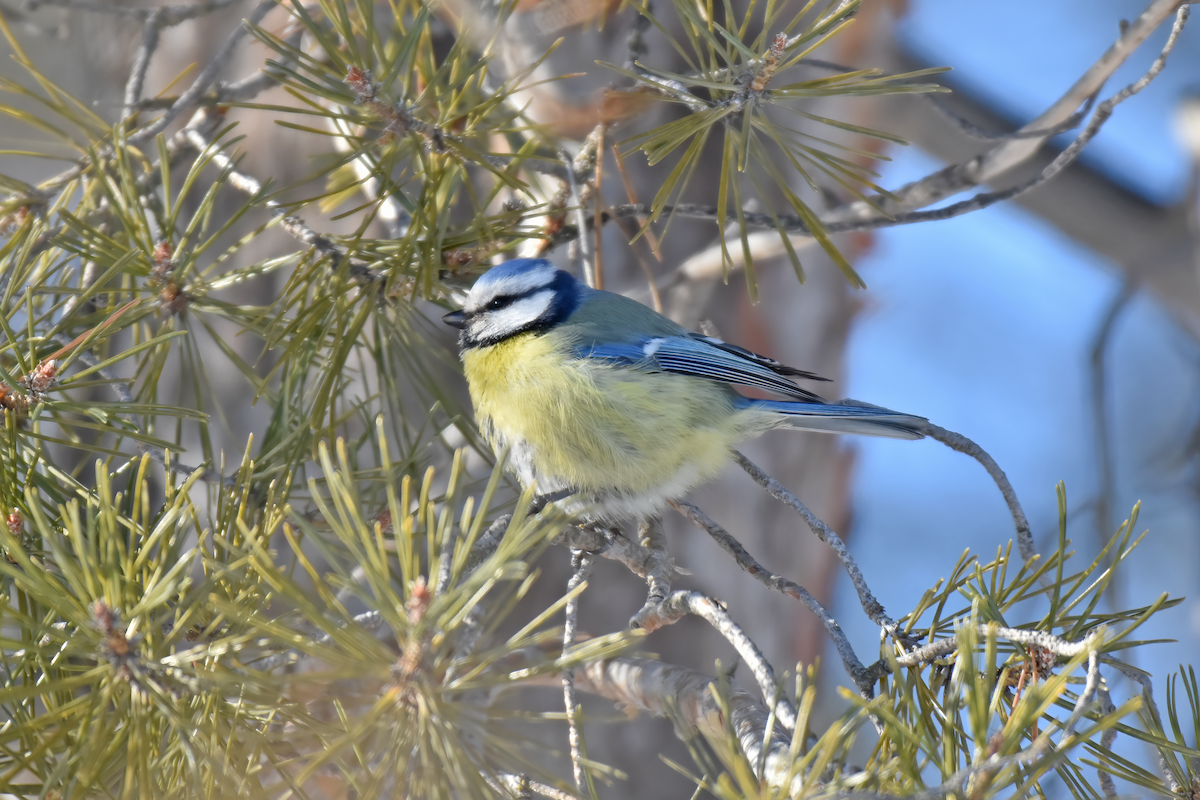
578,335,826,402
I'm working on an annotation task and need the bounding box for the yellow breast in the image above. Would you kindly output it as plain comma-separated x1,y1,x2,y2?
462,332,746,506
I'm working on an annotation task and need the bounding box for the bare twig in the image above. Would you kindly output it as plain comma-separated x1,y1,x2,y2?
794,57,1102,142
128,0,276,146
561,151,593,287
462,514,513,573
732,450,901,637
627,518,673,630
838,6,1190,230
10,2,285,208
1060,650,1102,742
59,259,100,323
922,424,1035,570
1103,658,1180,793
250,609,386,671
927,88,1101,143
1094,684,1120,798
592,127,606,290
562,550,593,794
492,772,577,800
824,0,1188,228
25,0,244,24
435,529,458,597
631,590,798,731
183,121,381,284
670,499,878,696
328,113,410,240
122,10,163,122
573,656,797,789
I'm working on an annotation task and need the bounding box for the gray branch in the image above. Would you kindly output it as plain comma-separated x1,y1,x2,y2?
670,499,877,696
183,120,381,284
630,589,798,731
922,423,1036,570
122,10,162,122
562,550,593,794
627,518,674,630
128,0,276,146
733,450,899,635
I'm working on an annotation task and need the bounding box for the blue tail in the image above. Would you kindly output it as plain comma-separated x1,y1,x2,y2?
744,398,927,440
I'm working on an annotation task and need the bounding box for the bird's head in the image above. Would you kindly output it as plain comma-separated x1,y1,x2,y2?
443,259,583,348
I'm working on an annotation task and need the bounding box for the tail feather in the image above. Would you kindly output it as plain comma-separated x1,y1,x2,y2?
748,398,927,441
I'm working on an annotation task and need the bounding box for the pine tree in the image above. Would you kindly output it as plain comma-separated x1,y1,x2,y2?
0,0,1195,797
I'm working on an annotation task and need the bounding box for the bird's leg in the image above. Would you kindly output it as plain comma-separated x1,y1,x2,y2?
529,489,573,515
628,517,674,630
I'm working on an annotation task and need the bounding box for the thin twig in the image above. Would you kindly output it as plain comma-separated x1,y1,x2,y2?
572,655,797,789
250,609,386,671
462,514,512,573
10,2,283,208
14,118,210,304
562,550,593,794
670,499,877,696
25,0,244,24
592,126,605,291
561,151,593,287
1103,658,1181,793
732,450,901,637
493,772,577,800
328,113,410,239
632,590,798,731
627,518,673,630
922,424,1035,570
128,0,276,146
1094,684,1120,798
59,259,100,323
183,121,382,284
825,0,1187,228
1059,650,1102,742
795,57,1100,142
122,10,163,122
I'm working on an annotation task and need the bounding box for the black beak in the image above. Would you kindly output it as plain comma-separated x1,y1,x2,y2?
442,310,467,330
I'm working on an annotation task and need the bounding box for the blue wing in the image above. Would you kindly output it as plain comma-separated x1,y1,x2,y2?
577,335,827,402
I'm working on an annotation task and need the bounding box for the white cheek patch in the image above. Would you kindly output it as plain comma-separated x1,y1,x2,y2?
470,290,555,341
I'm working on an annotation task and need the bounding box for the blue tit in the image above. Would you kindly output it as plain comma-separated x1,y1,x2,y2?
442,258,926,523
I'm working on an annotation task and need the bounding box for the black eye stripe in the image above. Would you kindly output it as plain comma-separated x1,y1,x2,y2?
481,285,546,312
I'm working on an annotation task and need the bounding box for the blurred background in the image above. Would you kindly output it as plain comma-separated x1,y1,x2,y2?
1,0,1197,795
846,0,1200,709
